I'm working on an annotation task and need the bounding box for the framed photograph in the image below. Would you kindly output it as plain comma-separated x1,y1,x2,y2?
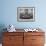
17,7,35,22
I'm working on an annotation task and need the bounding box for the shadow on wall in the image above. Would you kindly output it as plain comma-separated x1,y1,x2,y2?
0,24,7,43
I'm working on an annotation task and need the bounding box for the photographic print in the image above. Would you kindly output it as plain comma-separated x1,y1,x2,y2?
17,7,35,22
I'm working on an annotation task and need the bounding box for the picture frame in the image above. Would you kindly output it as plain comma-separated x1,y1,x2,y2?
17,7,35,22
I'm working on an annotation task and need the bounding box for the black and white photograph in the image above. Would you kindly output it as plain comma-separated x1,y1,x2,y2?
17,7,35,22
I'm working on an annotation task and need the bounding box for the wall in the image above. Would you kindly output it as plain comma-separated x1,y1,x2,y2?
0,0,46,43
0,0,46,29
